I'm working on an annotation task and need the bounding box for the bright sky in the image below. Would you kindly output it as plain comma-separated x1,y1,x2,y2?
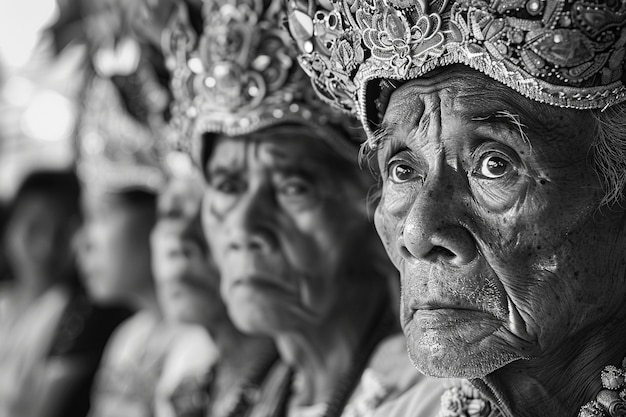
0,0,59,70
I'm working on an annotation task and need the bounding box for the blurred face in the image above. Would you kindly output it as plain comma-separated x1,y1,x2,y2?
373,67,626,379
4,193,76,284
202,125,369,335
151,173,224,326
79,190,156,304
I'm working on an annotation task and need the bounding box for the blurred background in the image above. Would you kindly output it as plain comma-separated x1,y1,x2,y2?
0,0,84,202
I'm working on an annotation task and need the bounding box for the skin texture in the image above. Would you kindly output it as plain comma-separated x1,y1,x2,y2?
202,125,375,334
151,173,224,326
373,67,626,416
79,190,156,308
152,166,277,417
201,124,393,406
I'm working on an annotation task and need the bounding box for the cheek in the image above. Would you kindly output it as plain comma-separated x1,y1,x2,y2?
281,218,335,289
282,210,349,309
374,196,403,268
201,197,227,258
485,211,624,347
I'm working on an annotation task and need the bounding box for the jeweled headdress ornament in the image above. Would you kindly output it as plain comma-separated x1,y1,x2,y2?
77,1,174,194
285,0,626,139
77,70,167,194
162,0,363,160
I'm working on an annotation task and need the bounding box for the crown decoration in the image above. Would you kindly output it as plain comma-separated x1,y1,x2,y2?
77,69,167,194
162,0,364,160
77,0,178,194
286,0,626,140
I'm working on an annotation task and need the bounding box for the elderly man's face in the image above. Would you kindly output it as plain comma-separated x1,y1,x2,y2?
374,67,626,379
202,125,369,335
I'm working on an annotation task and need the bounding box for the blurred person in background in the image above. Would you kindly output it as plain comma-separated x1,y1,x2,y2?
151,151,276,417
76,1,242,415
0,169,129,417
76,69,182,417
74,2,211,414
161,1,446,415
0,201,8,282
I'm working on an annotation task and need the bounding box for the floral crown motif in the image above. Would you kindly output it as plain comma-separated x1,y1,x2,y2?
285,0,626,139
162,0,363,159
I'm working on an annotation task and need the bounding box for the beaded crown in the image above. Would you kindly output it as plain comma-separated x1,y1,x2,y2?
162,0,363,160
285,0,626,138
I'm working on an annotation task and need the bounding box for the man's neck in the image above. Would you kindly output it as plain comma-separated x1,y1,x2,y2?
275,289,389,408
478,319,626,417
209,322,275,415
134,286,162,316
212,319,274,372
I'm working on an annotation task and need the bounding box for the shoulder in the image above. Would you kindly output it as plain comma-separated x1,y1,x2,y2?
344,333,447,417
370,377,449,417
99,311,158,364
158,325,218,392
366,333,423,393
49,293,132,357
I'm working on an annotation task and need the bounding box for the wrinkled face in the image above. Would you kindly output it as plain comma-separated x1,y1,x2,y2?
373,67,626,379
202,125,369,335
79,190,155,304
151,174,224,326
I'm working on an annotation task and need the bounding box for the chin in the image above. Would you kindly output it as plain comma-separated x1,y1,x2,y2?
226,298,294,336
403,311,521,379
223,283,300,335
84,281,124,305
166,304,201,324
229,306,290,336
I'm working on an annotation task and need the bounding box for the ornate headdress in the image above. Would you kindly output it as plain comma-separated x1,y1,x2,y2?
77,1,175,194
77,72,166,194
77,50,171,194
285,0,626,139
162,0,363,161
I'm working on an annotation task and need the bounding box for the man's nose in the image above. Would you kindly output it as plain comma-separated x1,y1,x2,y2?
226,186,278,253
76,225,93,255
398,175,476,266
180,208,208,251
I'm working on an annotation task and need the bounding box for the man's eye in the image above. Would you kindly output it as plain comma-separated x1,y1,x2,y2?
388,161,417,183
281,181,310,196
157,207,182,220
475,153,514,179
212,178,244,194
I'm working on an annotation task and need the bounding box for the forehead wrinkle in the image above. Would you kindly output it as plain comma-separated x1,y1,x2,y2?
238,132,342,182
385,86,427,134
209,136,256,175
451,83,577,148
419,93,443,152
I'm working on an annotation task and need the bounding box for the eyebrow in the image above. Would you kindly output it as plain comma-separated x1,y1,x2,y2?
208,159,319,181
464,110,533,151
207,165,240,180
369,122,409,168
271,163,318,182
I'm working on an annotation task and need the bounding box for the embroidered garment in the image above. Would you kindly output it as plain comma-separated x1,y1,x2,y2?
0,287,70,417
0,285,129,417
247,333,446,417
154,325,218,417
88,311,183,417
